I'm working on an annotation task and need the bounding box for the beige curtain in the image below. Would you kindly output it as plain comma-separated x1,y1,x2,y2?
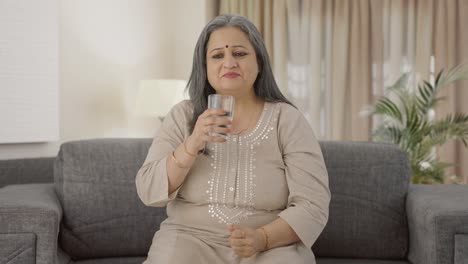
205,0,220,22
285,0,372,140
289,0,468,183
432,0,468,183
216,0,468,183
219,0,289,95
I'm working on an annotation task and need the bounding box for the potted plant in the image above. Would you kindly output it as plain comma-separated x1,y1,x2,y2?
365,64,468,184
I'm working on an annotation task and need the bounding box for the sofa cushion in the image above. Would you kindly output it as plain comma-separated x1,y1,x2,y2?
54,138,164,259
317,258,409,264
0,157,54,188
0,233,36,264
73,257,145,264
0,184,62,264
313,141,410,259
455,234,468,263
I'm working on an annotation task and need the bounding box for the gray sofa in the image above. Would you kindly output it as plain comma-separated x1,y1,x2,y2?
1,138,467,264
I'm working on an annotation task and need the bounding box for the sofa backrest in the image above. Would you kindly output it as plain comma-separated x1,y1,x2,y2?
314,141,410,259
54,138,161,259
0,157,55,188
54,138,410,260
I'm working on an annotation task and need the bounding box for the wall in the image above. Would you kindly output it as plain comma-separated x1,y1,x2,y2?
0,0,208,159
0,0,59,144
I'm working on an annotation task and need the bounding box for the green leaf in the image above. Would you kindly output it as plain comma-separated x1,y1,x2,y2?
373,98,403,123
368,63,468,184
387,73,410,92
434,70,443,87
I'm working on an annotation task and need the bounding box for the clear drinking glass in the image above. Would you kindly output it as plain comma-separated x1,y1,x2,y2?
207,94,234,139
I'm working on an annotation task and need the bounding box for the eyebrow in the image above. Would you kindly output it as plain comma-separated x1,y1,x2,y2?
209,45,247,54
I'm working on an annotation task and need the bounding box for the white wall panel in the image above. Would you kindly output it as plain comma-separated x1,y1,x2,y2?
0,0,59,143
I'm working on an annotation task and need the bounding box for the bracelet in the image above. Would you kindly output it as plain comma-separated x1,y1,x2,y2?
171,151,189,168
183,141,197,157
260,227,269,251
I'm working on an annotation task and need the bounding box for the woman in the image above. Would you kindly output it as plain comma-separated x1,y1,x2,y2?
136,14,330,264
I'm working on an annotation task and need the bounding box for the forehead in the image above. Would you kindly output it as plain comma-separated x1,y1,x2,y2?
207,27,253,49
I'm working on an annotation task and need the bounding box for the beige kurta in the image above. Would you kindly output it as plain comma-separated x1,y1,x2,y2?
136,100,330,264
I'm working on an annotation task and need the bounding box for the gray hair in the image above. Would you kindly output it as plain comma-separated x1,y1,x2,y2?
187,14,294,132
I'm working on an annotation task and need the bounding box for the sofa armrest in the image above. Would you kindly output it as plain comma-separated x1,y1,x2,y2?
407,184,468,264
0,184,62,264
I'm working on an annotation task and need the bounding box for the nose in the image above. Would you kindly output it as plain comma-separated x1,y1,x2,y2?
223,54,237,68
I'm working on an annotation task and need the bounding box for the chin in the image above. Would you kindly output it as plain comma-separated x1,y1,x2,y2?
222,82,252,90
215,83,241,91
218,86,246,94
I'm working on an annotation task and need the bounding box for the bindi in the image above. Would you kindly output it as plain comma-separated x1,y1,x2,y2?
225,45,229,48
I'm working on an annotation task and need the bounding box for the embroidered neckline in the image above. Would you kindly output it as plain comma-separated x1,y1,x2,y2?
230,102,270,141
206,103,280,224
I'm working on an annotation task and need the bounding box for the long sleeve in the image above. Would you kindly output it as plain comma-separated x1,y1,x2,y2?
135,100,192,207
277,104,331,249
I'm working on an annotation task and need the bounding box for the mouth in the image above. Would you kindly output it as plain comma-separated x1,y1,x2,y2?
222,72,240,78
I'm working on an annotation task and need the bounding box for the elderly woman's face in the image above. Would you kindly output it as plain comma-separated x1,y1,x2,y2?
206,27,259,95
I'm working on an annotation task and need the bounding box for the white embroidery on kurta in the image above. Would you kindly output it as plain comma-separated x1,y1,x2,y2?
207,103,280,224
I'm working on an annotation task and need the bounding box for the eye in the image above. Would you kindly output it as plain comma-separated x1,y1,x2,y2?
212,53,224,59
234,51,247,57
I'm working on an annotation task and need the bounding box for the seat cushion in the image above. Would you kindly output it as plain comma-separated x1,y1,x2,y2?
0,233,36,264
54,138,164,259
313,141,410,259
68,257,144,264
317,258,410,264
455,234,468,263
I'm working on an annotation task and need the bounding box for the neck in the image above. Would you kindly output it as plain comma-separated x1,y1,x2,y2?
230,93,264,135
217,89,257,109
231,92,260,116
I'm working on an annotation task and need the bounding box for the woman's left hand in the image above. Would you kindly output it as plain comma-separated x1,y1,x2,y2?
228,224,265,257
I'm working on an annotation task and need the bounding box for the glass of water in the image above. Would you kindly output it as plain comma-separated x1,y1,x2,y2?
207,94,234,139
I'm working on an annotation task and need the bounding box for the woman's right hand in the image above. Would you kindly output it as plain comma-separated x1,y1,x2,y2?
185,108,231,154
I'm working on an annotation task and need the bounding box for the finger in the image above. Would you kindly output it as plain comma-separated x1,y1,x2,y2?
231,229,245,239
229,225,243,236
201,116,217,126
232,237,255,247
202,119,231,133
202,135,227,143
201,125,229,136
234,248,245,257
233,247,254,258
230,224,241,231
202,125,214,134
230,238,247,247
232,246,246,253
215,116,232,126
233,248,243,257
201,108,226,117
207,117,231,128
211,126,231,134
